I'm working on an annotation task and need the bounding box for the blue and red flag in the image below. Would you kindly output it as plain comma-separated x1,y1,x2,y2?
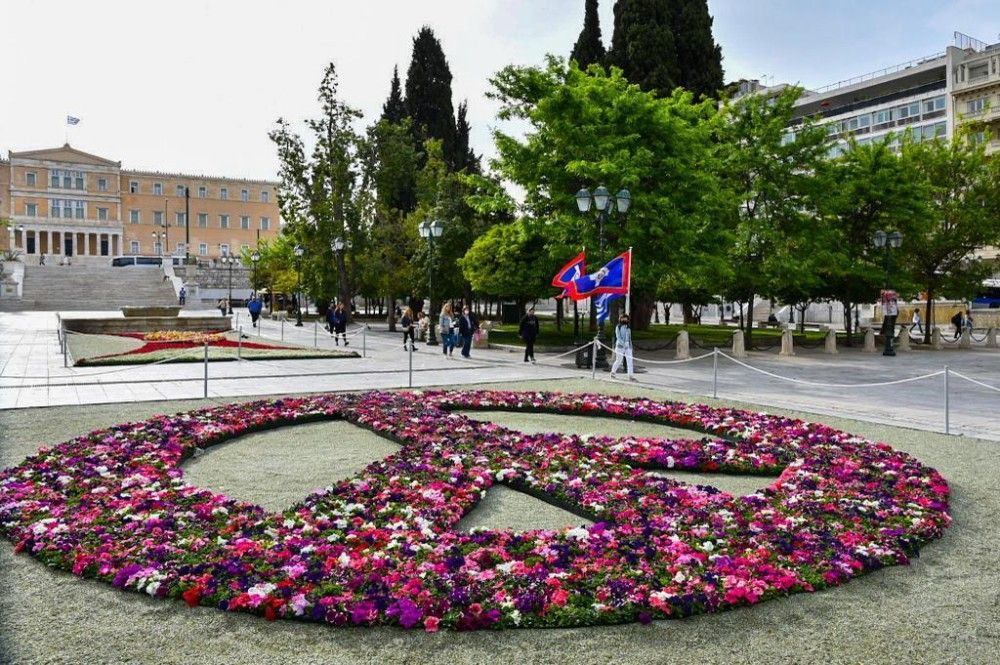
551,251,586,299
565,250,631,301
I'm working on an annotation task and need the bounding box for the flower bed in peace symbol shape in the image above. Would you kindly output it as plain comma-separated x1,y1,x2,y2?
0,390,950,631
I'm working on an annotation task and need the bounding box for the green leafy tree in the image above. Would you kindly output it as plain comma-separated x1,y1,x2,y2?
269,63,364,317
902,132,1000,343
405,27,458,170
717,86,830,347
818,137,923,342
454,101,481,174
570,0,606,69
488,58,726,329
607,0,678,96
460,220,552,311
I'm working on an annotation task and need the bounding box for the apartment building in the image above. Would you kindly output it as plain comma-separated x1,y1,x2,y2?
1,144,280,261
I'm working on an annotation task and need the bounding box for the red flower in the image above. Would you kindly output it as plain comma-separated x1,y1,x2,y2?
182,586,202,608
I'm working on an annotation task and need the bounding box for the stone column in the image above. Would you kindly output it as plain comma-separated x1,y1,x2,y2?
863,327,876,352
931,327,943,350
676,330,690,360
959,326,971,349
779,327,795,357
987,327,997,349
896,326,911,352
731,329,747,358
823,326,838,354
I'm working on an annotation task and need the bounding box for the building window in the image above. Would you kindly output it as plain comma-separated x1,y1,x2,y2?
98,178,108,192
154,210,164,225
198,213,208,228
260,216,270,231
26,203,37,217
175,185,185,197
130,209,140,224
153,183,163,195
219,243,230,256
176,242,186,254
153,241,162,255
26,172,36,187
875,109,894,125
176,212,186,226
74,200,84,219
98,207,108,221
51,172,59,188
261,190,269,203
220,214,229,229
241,244,250,253
198,243,208,256
240,215,250,230
220,187,228,200
131,240,140,254
967,97,987,114
924,96,946,114
241,189,249,202
130,181,139,194
75,174,84,189
198,186,207,198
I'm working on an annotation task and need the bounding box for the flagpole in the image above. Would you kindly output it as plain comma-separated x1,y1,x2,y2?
625,247,633,316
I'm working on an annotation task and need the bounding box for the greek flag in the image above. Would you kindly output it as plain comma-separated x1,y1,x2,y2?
66,115,81,125
596,293,622,324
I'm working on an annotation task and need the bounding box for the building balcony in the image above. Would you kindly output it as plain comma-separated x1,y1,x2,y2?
954,71,1000,92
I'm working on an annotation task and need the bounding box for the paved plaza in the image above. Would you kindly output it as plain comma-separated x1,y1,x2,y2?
1,310,998,440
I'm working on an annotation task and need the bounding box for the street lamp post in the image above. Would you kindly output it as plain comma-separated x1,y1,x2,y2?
221,253,236,315
574,185,632,368
250,250,260,294
418,220,445,345
330,235,347,311
874,230,903,357
293,244,304,327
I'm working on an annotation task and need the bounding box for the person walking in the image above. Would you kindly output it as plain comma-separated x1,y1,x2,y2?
400,306,417,351
439,303,455,356
519,306,540,363
332,302,349,346
217,298,227,317
951,310,963,339
910,308,922,335
965,309,974,334
178,286,186,306
247,295,262,328
610,314,636,381
39,253,45,266
458,305,477,358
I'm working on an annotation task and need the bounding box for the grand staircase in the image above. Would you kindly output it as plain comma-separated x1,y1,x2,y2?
0,264,178,311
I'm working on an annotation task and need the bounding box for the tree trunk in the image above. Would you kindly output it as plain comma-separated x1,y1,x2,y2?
387,295,397,332
843,302,853,346
682,303,695,325
589,299,597,332
663,302,671,325
743,295,754,349
631,293,656,331
923,293,934,345
798,304,807,334
556,297,563,331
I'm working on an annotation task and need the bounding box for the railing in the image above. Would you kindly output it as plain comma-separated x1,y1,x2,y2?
812,52,946,95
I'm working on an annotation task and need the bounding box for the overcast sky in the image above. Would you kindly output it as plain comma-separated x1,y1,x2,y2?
3,0,998,181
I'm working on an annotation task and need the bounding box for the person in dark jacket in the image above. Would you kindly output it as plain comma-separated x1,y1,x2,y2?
332,303,349,346
458,306,478,358
247,295,262,327
519,306,540,363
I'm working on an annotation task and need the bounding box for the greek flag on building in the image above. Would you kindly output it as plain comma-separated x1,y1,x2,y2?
66,116,81,125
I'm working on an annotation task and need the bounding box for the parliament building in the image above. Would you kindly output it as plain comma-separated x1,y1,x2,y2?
0,144,280,261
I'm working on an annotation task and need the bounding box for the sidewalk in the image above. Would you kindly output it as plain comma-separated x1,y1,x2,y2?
1,310,999,441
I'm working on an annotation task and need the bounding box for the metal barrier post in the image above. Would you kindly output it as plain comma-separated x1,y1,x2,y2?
362,326,367,358
238,326,242,360
408,338,413,388
281,318,284,342
63,330,68,368
203,342,209,398
314,320,318,348
591,337,598,380
713,347,719,399
944,365,950,435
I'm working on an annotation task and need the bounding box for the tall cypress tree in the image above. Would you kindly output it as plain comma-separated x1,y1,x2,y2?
404,27,458,169
570,0,606,69
454,101,481,174
671,0,724,98
381,66,407,123
607,0,679,96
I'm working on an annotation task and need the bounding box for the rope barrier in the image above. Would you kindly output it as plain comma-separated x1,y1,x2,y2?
597,341,715,365
716,350,945,388
950,370,1000,394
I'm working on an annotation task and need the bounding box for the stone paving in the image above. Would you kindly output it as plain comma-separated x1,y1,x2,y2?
1,309,998,440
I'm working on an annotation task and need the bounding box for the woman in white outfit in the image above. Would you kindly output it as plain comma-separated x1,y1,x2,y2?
610,314,635,380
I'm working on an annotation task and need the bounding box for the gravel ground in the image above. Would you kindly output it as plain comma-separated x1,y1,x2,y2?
1,380,998,664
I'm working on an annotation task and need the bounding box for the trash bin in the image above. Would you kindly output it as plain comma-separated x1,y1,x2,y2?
501,303,520,325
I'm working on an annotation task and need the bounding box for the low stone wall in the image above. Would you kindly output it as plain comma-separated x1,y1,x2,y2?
62,316,232,335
